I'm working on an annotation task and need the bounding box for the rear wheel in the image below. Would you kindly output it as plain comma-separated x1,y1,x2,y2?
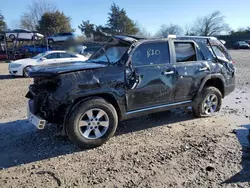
192,87,222,117
66,98,118,149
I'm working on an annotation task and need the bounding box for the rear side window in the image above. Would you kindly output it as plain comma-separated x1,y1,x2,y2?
59,53,77,58
62,33,72,36
59,53,71,58
174,42,197,62
132,42,170,66
45,53,59,59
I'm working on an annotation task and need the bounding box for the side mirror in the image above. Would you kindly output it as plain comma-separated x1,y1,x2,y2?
40,57,46,61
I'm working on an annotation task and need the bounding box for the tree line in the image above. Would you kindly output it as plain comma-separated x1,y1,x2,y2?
0,0,250,40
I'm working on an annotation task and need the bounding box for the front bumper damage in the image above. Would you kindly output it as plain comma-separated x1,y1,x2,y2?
27,100,46,129
26,82,67,126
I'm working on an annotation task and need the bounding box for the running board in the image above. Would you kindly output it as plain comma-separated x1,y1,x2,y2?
126,100,192,115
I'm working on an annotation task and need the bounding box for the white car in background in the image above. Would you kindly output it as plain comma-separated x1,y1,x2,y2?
47,32,75,43
5,29,44,41
8,51,89,77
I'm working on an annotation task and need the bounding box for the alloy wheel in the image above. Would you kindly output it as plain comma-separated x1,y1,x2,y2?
78,108,109,139
202,94,218,115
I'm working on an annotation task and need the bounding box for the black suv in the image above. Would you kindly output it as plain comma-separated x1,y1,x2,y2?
26,35,235,148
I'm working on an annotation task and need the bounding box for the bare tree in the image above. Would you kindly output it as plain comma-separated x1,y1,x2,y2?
135,22,151,37
156,24,183,37
184,24,196,36
19,0,56,30
191,11,230,36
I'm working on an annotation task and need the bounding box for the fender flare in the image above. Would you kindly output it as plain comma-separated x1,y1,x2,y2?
198,74,226,95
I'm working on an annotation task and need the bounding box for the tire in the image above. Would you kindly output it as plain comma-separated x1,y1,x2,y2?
192,86,222,118
48,39,54,44
23,66,31,77
66,98,118,149
9,34,15,40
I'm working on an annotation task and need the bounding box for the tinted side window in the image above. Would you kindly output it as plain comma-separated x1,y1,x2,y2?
132,42,170,66
46,53,59,59
59,53,72,58
62,33,71,36
174,42,197,62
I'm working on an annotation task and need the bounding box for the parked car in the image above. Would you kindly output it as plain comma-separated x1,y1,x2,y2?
8,50,88,77
26,35,235,149
5,29,44,41
233,41,250,49
47,32,75,43
20,44,52,53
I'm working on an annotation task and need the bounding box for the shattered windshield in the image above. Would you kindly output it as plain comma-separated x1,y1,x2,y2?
89,38,130,64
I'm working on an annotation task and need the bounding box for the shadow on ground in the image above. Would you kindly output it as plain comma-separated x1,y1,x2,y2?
0,109,193,169
0,75,23,80
223,124,250,184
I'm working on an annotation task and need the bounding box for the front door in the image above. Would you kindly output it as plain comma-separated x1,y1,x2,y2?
126,41,178,111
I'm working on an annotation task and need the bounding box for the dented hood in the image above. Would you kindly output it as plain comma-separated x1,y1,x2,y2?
27,61,107,77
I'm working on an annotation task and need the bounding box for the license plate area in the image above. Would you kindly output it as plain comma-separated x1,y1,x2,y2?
27,105,46,129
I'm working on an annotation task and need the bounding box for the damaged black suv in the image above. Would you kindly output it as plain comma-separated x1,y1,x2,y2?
26,35,235,148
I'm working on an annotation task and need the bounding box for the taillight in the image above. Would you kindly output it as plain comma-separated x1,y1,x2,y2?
232,61,236,64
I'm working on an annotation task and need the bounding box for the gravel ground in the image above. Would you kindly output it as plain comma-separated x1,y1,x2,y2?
0,50,249,188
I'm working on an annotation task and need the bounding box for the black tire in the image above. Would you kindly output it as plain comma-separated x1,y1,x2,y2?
192,86,222,118
23,66,31,77
66,98,118,149
9,34,15,40
48,39,54,44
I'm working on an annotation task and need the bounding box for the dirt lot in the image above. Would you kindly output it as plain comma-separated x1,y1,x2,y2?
0,50,249,188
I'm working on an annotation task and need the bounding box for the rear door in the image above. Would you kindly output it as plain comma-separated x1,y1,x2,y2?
59,52,76,62
17,29,31,39
126,41,177,111
168,40,210,102
61,33,70,41
43,53,60,64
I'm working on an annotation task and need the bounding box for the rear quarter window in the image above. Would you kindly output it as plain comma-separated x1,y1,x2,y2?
174,42,197,62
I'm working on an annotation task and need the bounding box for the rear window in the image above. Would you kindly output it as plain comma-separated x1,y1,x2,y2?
174,42,197,62
132,41,170,66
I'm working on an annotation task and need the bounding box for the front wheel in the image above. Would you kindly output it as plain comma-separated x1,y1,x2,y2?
9,34,15,40
192,87,222,118
66,98,118,149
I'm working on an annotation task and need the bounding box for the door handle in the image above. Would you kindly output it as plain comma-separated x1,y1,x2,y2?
163,70,174,75
199,67,209,71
